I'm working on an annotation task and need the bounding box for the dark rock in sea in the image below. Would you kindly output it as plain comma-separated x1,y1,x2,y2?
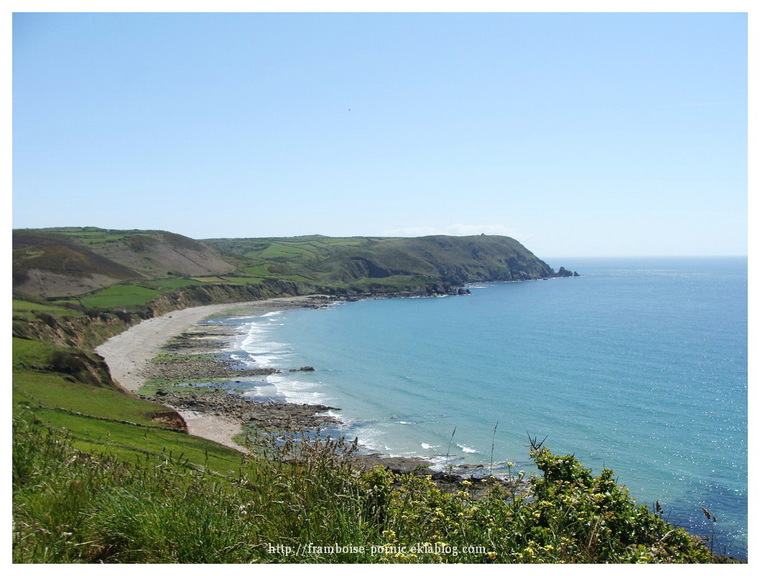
554,266,580,278
429,470,465,484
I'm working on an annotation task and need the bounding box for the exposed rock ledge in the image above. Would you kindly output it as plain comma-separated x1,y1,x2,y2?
144,389,340,432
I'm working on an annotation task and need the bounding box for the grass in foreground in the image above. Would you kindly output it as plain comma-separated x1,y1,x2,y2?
13,416,717,564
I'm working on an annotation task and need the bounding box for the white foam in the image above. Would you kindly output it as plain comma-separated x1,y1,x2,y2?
229,352,261,369
348,426,388,455
265,373,327,405
262,311,283,318
428,454,465,471
457,443,480,454
326,409,347,424
237,318,293,367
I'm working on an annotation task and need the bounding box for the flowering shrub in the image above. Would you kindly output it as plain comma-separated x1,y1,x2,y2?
521,444,714,562
13,416,718,563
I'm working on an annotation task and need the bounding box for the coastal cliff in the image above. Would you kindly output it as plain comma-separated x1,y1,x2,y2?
13,228,733,564
13,228,577,304
12,227,579,415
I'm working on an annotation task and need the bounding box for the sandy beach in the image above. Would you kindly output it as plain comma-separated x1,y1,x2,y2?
95,296,331,452
96,294,440,476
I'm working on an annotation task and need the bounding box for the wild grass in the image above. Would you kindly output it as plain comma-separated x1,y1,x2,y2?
13,414,718,564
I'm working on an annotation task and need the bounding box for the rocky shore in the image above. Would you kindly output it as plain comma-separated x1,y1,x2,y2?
97,296,528,493
146,389,341,432
144,351,279,382
138,322,443,474
142,332,528,496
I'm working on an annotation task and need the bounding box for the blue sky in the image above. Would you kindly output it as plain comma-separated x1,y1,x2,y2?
11,10,748,257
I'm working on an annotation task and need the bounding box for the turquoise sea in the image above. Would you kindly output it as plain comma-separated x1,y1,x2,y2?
213,258,748,559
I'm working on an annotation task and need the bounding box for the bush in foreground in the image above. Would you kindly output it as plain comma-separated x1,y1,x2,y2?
13,417,715,563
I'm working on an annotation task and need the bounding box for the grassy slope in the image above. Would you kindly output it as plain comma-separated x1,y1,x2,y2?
12,227,723,563
11,290,248,479
203,233,556,290
13,228,233,302
14,228,560,307
13,411,718,563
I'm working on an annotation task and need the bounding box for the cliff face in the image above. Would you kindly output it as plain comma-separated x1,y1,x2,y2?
204,234,565,288
13,309,141,350
392,235,556,283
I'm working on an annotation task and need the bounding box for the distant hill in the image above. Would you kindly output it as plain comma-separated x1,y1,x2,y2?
203,234,559,287
12,228,235,299
12,227,575,304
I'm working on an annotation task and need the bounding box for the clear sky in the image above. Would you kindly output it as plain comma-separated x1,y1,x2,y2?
10,8,749,258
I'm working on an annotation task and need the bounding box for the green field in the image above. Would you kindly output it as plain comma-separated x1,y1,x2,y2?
12,299,85,320
146,277,204,290
28,226,136,244
76,284,160,308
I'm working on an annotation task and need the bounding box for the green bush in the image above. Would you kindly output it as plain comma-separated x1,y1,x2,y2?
12,417,716,564
522,442,713,562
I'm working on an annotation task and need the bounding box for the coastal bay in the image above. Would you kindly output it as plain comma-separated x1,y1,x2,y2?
95,296,334,451
219,258,748,559
17,255,746,562
93,259,748,559
95,294,465,477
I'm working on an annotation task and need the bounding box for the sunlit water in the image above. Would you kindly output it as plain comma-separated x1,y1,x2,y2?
207,258,747,559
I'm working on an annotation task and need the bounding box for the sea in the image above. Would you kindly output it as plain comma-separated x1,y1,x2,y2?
207,257,748,560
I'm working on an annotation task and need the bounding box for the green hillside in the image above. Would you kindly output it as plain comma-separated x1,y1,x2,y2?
13,227,574,308
13,228,235,300
13,227,727,563
204,234,560,289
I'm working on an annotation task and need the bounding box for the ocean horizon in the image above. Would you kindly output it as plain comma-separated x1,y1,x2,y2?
210,256,747,560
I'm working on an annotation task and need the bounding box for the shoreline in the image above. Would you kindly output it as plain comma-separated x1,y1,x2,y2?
96,295,438,475
95,293,528,484
95,296,336,452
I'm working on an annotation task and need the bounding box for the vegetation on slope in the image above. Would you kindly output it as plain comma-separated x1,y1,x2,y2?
13,228,573,306
12,325,240,472
204,233,561,289
13,416,716,563
12,226,727,564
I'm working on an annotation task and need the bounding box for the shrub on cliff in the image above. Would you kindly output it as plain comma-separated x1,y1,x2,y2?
13,415,717,564
521,442,712,562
